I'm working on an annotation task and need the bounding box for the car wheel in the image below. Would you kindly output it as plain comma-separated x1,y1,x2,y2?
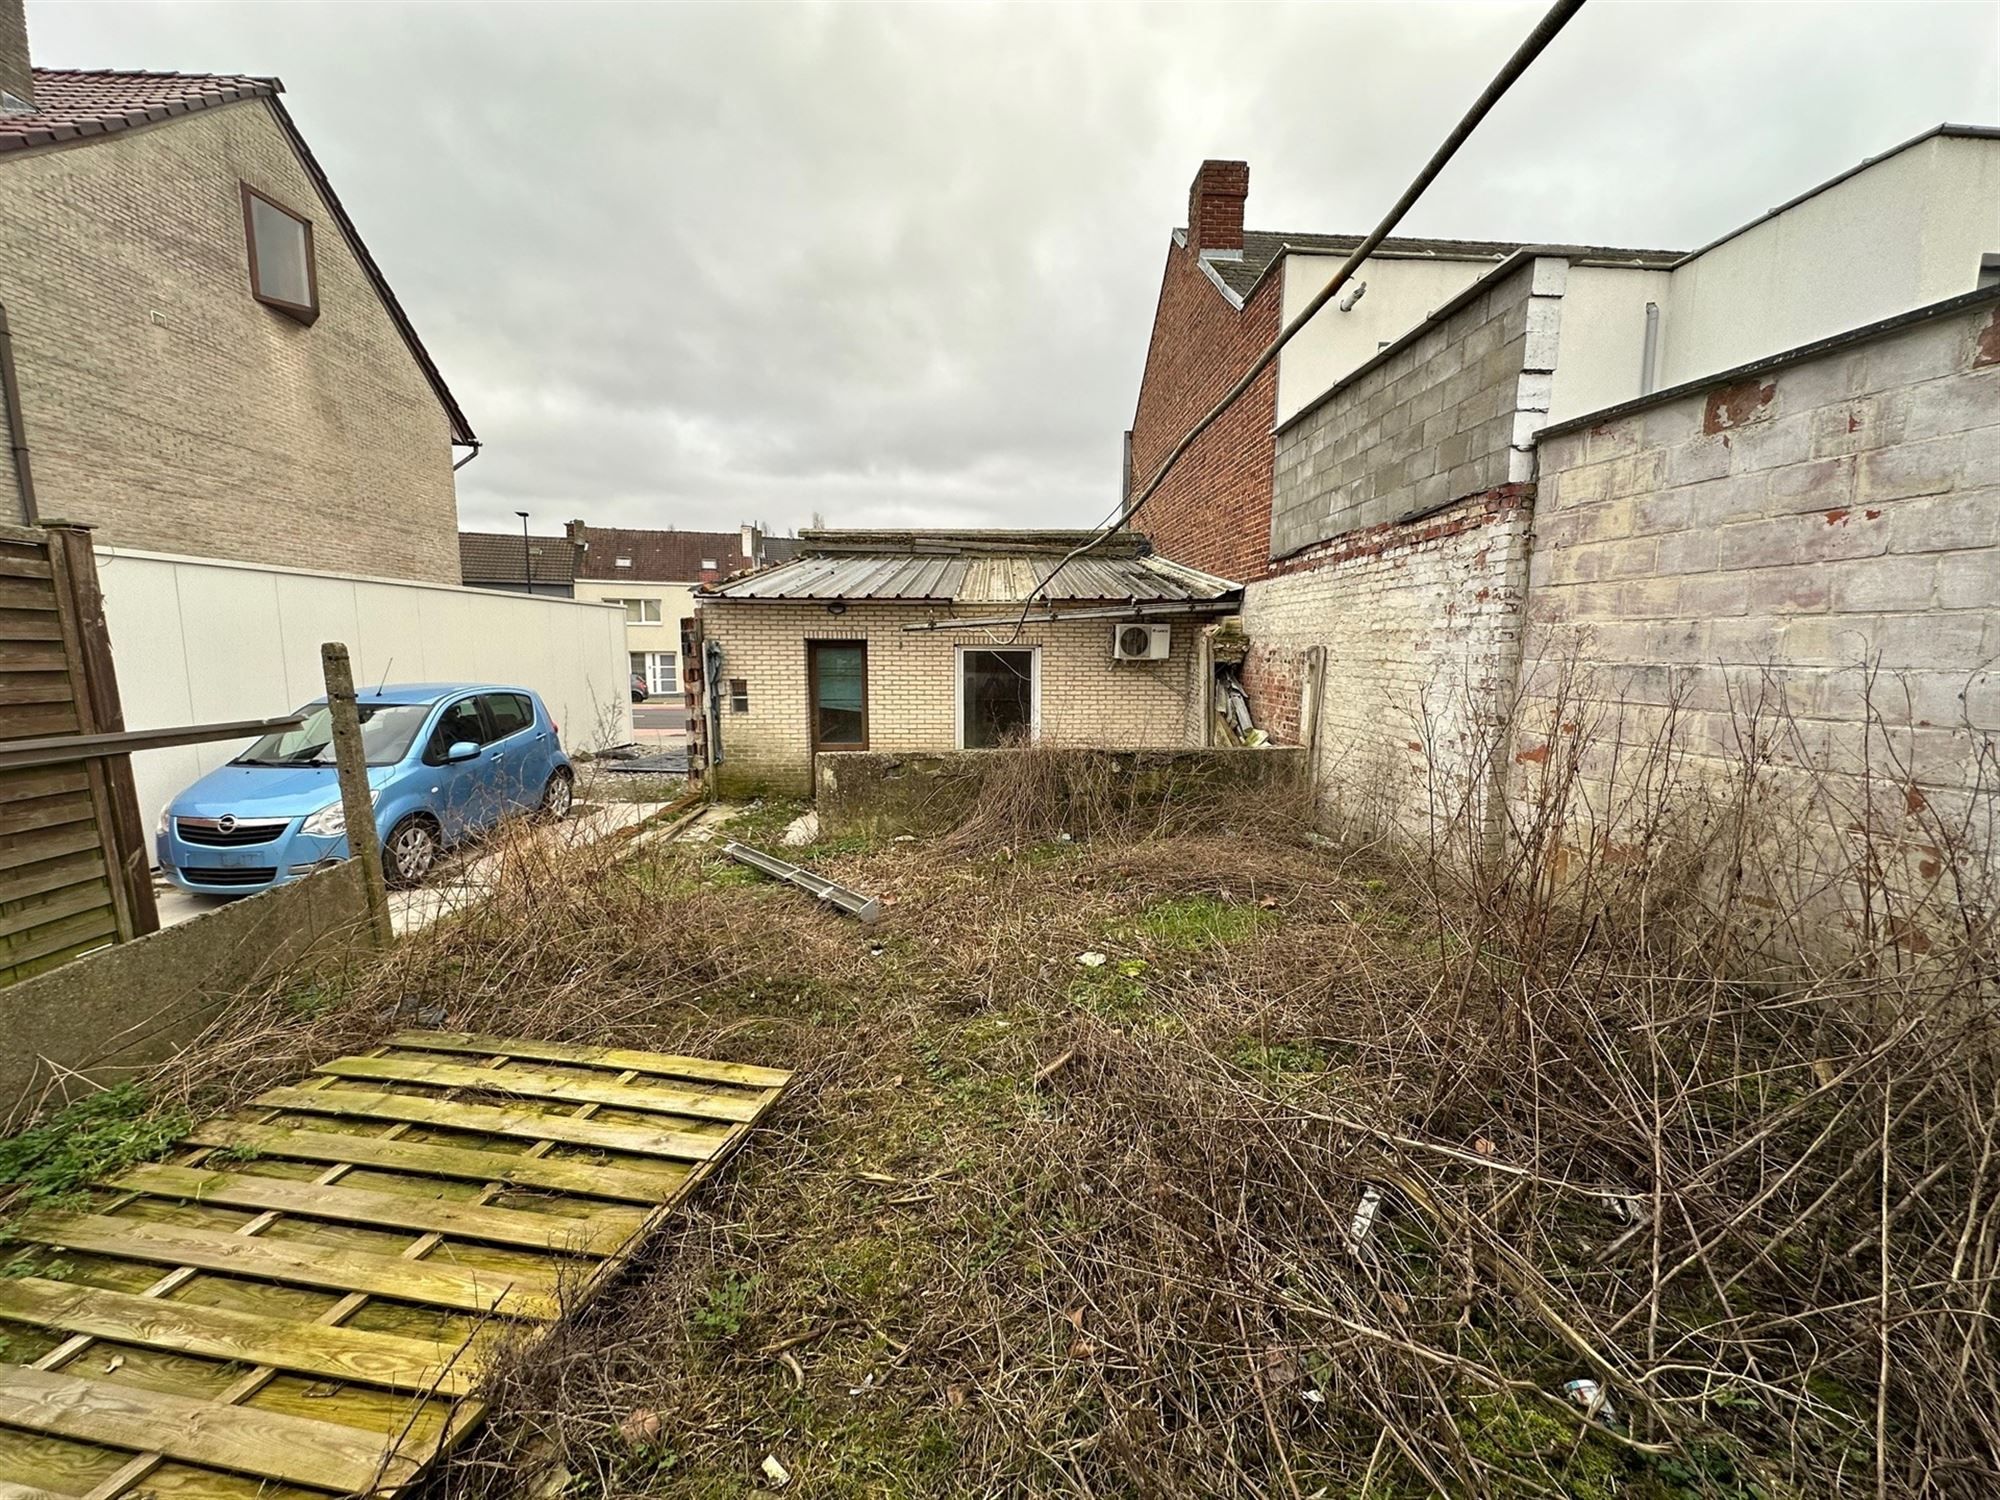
539,767,575,822
384,815,441,889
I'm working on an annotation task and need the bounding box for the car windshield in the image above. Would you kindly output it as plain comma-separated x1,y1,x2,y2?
231,701,434,768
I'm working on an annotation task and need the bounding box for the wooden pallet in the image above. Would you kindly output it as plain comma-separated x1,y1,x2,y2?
0,1031,791,1497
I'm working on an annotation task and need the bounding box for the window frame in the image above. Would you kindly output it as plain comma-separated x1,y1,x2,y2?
422,694,489,765
479,691,536,743
611,597,662,625
240,182,320,325
806,641,869,752
955,645,1040,750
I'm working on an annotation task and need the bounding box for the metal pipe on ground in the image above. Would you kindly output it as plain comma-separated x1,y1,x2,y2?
720,839,880,924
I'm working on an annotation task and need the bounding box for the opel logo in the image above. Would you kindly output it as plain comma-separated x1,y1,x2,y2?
217,815,238,833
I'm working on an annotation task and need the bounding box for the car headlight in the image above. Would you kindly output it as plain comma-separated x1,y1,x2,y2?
156,808,170,839
301,801,347,837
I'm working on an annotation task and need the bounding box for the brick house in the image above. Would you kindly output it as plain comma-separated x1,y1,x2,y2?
0,0,474,584
693,530,1240,796
458,530,577,597
1129,131,2000,845
567,521,802,701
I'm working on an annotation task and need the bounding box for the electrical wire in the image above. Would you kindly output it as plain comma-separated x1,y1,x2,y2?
1005,0,1590,641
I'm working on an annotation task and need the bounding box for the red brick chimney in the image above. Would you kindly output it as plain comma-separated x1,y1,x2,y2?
1186,160,1248,257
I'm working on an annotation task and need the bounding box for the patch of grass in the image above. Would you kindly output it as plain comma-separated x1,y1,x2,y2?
690,1270,761,1344
1230,1036,1331,1078
1125,893,1275,950
0,1084,189,1210
1066,956,1150,1021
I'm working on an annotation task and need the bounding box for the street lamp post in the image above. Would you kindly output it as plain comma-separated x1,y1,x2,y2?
516,510,532,596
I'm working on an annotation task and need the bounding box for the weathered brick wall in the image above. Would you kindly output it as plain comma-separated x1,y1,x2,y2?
702,601,1212,797
1271,257,1560,558
0,101,461,582
1240,489,1533,841
1523,292,2000,926
1127,240,1280,583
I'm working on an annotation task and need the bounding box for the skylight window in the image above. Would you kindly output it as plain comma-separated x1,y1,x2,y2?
241,184,318,324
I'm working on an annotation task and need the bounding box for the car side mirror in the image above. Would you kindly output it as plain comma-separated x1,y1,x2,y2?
445,741,480,763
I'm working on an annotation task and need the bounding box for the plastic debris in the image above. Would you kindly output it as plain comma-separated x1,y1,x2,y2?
618,1408,663,1446
1348,1185,1384,1247
1077,951,1109,967
779,811,820,847
761,1453,793,1487
1563,1377,1618,1425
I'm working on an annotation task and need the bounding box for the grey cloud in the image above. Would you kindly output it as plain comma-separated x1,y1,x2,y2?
24,0,2000,537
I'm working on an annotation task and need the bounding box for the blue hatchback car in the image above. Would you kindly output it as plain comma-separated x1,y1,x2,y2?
157,683,575,895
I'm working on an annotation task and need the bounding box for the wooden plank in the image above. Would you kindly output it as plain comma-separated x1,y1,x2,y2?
0,1482,77,1500
107,1163,642,1254
0,578,56,610
0,703,79,740
0,819,100,873
0,876,114,940
256,1084,725,1163
0,609,62,642
0,675,71,706
0,639,65,673
0,849,108,906
185,1119,690,1205
391,1029,794,1090
0,764,88,802
0,1278,476,1396
0,550,53,581
0,1364,425,1490
0,787,93,839
0,904,116,964
13,1212,561,1318
320,1054,763,1124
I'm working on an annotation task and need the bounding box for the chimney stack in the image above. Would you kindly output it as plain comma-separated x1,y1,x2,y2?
1186,160,1247,257
0,0,34,113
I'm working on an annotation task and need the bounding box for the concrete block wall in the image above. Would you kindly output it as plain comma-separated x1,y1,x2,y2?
1271,257,1561,558
0,101,462,582
1523,292,2000,922
702,602,1213,798
1241,488,1533,842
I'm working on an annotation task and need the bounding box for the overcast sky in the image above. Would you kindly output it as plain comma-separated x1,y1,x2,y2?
24,1,2000,538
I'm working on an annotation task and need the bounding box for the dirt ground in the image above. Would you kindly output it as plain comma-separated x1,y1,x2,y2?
7,769,1996,1499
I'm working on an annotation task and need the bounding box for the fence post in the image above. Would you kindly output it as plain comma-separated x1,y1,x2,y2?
320,642,392,949
44,522,159,938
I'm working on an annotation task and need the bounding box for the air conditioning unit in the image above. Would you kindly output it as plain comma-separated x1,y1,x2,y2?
1113,623,1172,661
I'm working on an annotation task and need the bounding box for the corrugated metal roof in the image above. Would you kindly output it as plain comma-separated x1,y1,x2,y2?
701,535,1240,606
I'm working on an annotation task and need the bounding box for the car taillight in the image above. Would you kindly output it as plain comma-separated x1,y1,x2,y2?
551,719,560,739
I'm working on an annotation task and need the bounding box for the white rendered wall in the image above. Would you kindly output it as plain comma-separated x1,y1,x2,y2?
1547,264,1674,422
93,546,632,843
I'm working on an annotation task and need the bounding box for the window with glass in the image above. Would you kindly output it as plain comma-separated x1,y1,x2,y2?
482,692,534,740
424,697,489,763
808,642,866,749
960,648,1036,749
241,183,318,324
613,597,662,624
231,701,432,768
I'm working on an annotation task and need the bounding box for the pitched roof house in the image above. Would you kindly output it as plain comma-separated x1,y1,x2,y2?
458,530,576,595
0,0,473,584
693,529,1241,797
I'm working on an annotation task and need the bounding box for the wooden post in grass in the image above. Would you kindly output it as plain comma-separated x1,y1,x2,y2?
321,642,392,949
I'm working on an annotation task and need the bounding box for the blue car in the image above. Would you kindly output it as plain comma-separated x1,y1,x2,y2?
157,683,575,895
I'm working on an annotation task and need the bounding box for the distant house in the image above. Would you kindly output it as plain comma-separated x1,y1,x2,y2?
568,521,797,699
694,529,1241,796
459,530,575,597
0,0,474,583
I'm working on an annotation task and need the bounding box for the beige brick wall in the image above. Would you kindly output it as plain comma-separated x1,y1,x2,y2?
0,101,461,581
1241,492,1533,844
702,602,1211,797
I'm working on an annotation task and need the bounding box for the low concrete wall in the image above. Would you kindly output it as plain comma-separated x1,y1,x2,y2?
1,861,373,1118
816,746,1306,838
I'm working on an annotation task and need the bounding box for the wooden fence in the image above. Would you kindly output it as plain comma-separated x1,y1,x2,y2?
0,521,156,985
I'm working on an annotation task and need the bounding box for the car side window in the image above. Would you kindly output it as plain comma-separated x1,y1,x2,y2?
482,692,534,741
424,698,487,764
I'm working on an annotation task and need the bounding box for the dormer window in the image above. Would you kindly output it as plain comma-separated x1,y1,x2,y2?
615,556,633,569
701,558,718,571
241,184,318,325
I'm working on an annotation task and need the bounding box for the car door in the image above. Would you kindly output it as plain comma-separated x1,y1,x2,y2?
421,695,490,841
473,691,543,824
